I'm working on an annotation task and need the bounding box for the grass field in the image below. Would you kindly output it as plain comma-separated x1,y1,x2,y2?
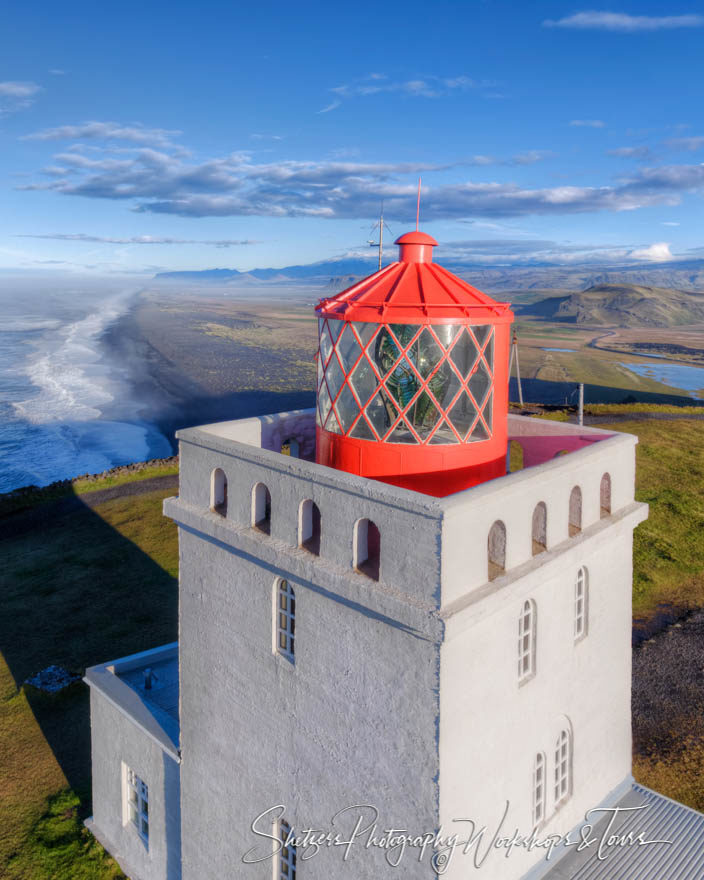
1,408,702,874
0,478,178,879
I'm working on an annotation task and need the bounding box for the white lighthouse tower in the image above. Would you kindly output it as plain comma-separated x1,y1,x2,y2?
85,233,704,880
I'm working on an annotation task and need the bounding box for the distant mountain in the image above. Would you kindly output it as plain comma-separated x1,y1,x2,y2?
517,284,704,327
154,256,704,295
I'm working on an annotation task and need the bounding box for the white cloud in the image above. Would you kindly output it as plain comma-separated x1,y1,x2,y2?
48,69,66,76
0,80,42,115
22,121,182,149
662,221,680,226
16,233,258,247
607,145,654,159
0,81,41,97
629,242,674,262
666,136,704,152
570,119,605,128
544,11,704,32
317,100,341,114
18,135,704,222
330,73,494,101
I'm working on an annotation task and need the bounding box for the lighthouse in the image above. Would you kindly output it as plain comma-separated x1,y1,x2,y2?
84,228,704,880
315,231,513,495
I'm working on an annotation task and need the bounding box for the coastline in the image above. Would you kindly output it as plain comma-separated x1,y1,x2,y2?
98,287,316,448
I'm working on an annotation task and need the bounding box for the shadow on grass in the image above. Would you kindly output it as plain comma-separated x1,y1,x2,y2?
509,376,704,407
0,481,179,803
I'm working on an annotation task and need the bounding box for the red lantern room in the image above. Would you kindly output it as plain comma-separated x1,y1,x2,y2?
314,231,514,497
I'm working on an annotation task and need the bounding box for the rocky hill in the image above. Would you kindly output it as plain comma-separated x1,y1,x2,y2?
517,284,704,327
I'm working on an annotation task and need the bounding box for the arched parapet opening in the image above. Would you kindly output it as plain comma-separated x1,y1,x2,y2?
354,518,380,581
488,520,506,581
252,482,272,534
600,473,611,518
299,499,321,555
569,486,582,537
532,502,547,555
210,467,227,516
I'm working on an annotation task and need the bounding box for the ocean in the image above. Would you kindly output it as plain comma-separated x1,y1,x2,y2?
0,277,173,494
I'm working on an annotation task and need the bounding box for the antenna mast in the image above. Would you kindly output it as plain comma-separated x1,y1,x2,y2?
368,202,392,271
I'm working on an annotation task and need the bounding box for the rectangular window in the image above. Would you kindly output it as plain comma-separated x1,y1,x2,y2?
279,819,296,879
276,579,295,662
554,731,571,805
123,764,149,846
518,601,535,682
533,753,545,826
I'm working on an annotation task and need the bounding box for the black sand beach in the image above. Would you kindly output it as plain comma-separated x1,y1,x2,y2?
100,285,318,452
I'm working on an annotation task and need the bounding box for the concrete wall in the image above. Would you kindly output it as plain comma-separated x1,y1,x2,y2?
88,690,181,880
167,409,646,880
175,529,441,879
440,429,638,607
169,412,447,878
437,421,647,879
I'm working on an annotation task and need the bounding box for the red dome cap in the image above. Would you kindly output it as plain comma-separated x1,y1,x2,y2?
316,230,512,325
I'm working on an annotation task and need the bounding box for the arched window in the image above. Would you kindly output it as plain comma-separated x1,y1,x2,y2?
518,600,536,683
210,467,227,516
533,753,546,827
275,579,295,662
299,499,321,555
554,728,572,806
281,438,300,458
488,520,506,581
279,818,296,878
569,486,582,537
532,502,547,555
509,440,524,473
252,482,272,534
574,566,588,640
354,518,380,581
600,473,611,518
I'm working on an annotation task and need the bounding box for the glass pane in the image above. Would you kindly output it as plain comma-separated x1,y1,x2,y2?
334,383,360,432
372,327,402,378
433,324,462,350
325,353,345,402
350,415,375,440
384,357,420,409
316,352,323,392
386,417,418,444
428,419,459,444
319,323,333,366
318,380,331,425
129,789,138,805
352,321,379,350
483,334,495,370
428,359,462,412
141,818,149,836
335,325,362,372
326,408,342,434
405,390,441,440
365,391,398,438
479,391,493,432
449,329,479,381
389,324,419,349
473,324,491,347
349,355,379,409
327,318,344,343
468,359,492,407
414,328,443,379
449,391,478,440
129,805,138,825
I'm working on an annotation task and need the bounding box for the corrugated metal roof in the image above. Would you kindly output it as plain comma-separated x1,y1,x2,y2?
542,784,704,880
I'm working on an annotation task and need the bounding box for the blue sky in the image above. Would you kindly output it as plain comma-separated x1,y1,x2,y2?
1,0,704,274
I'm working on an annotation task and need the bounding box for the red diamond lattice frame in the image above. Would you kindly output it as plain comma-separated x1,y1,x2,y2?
317,318,496,447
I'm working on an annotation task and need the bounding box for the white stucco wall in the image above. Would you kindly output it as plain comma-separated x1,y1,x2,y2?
165,409,647,880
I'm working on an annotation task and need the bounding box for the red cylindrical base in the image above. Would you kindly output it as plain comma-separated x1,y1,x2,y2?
316,426,507,497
